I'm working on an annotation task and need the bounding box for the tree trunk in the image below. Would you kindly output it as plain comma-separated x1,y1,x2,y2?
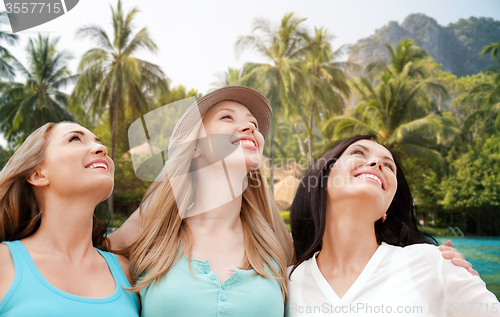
307,103,315,167
269,114,276,194
293,122,307,159
269,78,281,194
108,103,117,218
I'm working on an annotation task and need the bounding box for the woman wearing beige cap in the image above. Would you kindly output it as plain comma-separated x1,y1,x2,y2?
110,86,293,316
108,87,472,316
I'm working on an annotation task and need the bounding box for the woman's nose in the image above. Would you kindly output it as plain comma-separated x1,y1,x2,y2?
239,121,256,133
367,157,383,169
92,143,108,156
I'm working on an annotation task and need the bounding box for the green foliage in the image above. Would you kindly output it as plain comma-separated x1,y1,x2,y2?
326,39,456,162
0,34,76,146
0,11,19,80
70,0,169,215
155,80,201,107
0,146,13,170
235,12,315,190
92,110,151,218
71,0,168,161
210,68,245,90
451,17,500,53
292,26,353,165
0,8,499,234
280,211,290,224
107,211,130,228
440,136,500,210
418,226,451,236
281,211,291,232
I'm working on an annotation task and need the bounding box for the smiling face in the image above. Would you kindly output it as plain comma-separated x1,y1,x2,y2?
196,101,265,172
36,123,115,202
326,139,398,222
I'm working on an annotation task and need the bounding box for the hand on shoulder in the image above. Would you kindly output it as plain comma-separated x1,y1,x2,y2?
0,243,15,301
438,240,478,276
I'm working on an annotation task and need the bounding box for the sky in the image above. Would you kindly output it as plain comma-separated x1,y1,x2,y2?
1,0,500,147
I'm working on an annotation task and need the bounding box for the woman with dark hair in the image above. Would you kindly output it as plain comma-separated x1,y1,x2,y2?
287,135,498,317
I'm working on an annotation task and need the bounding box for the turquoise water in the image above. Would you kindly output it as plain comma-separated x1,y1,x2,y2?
435,236,500,299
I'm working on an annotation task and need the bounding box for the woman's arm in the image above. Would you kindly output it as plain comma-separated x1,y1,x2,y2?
107,207,141,255
0,244,15,301
438,240,479,276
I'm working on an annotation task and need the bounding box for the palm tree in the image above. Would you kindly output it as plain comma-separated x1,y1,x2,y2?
481,42,500,63
210,67,245,90
366,38,428,78
0,35,75,145
71,0,168,214
72,0,168,159
235,12,314,192
468,42,500,131
291,27,355,165
322,39,454,161
0,11,19,79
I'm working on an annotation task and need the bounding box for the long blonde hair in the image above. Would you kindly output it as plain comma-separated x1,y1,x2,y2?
0,122,108,248
128,119,294,299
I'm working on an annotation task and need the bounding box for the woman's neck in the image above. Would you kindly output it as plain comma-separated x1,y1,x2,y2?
184,195,243,234
317,202,380,276
183,162,246,233
23,192,97,259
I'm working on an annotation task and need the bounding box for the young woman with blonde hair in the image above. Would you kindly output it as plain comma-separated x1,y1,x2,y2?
0,122,139,316
110,86,293,316
109,87,472,316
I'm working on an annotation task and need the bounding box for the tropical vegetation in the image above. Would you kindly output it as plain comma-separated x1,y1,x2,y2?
0,6,498,239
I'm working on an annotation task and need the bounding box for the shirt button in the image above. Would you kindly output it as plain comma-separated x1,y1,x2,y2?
204,269,210,274
210,275,217,281
220,295,227,301
219,307,226,314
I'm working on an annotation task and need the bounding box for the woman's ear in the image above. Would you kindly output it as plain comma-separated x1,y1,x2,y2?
27,169,49,187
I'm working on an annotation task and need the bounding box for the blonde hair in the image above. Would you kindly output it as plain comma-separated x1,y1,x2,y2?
128,119,294,300
0,122,108,248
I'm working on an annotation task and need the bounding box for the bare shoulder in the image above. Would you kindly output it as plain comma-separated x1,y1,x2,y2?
0,243,15,300
115,254,133,283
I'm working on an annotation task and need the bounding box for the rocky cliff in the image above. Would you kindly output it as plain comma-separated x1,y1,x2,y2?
348,14,500,76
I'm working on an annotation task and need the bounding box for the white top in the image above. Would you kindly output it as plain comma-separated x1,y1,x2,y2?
286,242,499,317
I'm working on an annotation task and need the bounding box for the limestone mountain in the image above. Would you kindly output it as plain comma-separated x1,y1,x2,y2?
349,14,500,76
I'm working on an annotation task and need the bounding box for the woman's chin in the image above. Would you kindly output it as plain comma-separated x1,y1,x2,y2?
82,177,114,199
244,153,261,169
332,184,386,205
245,161,261,172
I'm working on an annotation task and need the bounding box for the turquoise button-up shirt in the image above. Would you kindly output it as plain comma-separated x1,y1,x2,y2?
140,254,284,317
